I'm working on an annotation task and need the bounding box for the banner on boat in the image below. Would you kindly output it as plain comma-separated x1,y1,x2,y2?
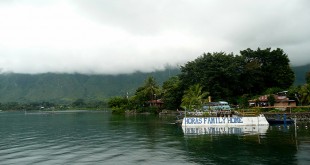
183,117,243,125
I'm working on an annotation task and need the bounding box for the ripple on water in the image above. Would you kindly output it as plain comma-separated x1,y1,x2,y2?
2,112,310,165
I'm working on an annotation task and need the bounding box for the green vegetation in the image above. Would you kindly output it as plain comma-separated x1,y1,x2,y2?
0,99,107,111
181,84,209,111
291,107,310,112
108,47,310,113
179,48,294,104
300,83,310,105
108,76,162,114
0,67,180,103
1,47,310,113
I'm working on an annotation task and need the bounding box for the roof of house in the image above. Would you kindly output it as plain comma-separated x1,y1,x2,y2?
147,99,164,104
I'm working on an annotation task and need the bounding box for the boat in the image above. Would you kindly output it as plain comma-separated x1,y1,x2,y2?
266,118,294,125
265,114,295,125
181,114,269,127
181,100,269,128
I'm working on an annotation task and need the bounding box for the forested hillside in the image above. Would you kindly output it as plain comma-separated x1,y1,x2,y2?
0,63,309,103
0,68,180,103
292,64,310,85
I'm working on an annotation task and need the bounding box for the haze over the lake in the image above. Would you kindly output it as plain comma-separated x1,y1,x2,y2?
0,0,309,74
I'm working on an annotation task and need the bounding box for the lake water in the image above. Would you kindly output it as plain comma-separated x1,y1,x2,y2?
0,111,310,165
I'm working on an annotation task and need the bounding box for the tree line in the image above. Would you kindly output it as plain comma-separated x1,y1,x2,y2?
108,47,310,113
0,99,107,111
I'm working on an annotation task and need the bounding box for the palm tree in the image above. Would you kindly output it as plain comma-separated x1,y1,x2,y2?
143,76,160,100
134,76,161,107
300,84,310,105
181,84,209,111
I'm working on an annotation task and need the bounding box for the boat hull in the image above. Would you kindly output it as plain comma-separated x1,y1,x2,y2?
267,118,294,125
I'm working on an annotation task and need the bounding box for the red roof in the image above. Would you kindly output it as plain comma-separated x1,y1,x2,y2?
147,99,164,104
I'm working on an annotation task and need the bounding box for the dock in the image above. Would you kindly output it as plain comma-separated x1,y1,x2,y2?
262,112,310,122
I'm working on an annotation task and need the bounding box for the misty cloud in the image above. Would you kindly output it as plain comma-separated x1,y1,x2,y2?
0,0,309,74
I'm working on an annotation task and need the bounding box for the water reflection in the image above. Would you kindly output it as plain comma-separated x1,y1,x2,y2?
180,123,310,165
182,125,269,136
0,111,309,165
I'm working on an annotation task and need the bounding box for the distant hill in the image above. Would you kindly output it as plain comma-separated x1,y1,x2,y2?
0,68,180,103
0,64,308,103
292,64,310,85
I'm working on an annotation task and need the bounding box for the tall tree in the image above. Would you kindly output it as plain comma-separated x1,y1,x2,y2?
162,76,183,110
287,85,301,105
179,52,241,102
181,84,209,111
143,76,160,100
239,48,295,94
179,48,295,103
300,84,310,105
134,76,161,106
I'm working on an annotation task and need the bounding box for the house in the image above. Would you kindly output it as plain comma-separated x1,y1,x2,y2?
249,92,296,108
147,99,164,107
273,94,296,107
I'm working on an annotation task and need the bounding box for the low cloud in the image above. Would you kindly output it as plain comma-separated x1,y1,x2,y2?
0,0,309,74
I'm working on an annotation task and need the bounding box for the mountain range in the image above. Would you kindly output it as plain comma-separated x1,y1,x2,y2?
0,64,309,103
0,68,180,103
292,63,310,85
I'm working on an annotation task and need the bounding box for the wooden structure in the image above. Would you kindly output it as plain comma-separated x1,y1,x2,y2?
249,93,296,108
147,99,164,107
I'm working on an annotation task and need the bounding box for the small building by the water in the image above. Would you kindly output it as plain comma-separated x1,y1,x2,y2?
147,99,164,108
249,92,296,108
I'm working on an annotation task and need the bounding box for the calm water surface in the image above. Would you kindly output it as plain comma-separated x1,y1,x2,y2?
0,111,310,165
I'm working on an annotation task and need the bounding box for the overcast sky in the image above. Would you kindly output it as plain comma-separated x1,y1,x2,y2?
0,0,309,74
